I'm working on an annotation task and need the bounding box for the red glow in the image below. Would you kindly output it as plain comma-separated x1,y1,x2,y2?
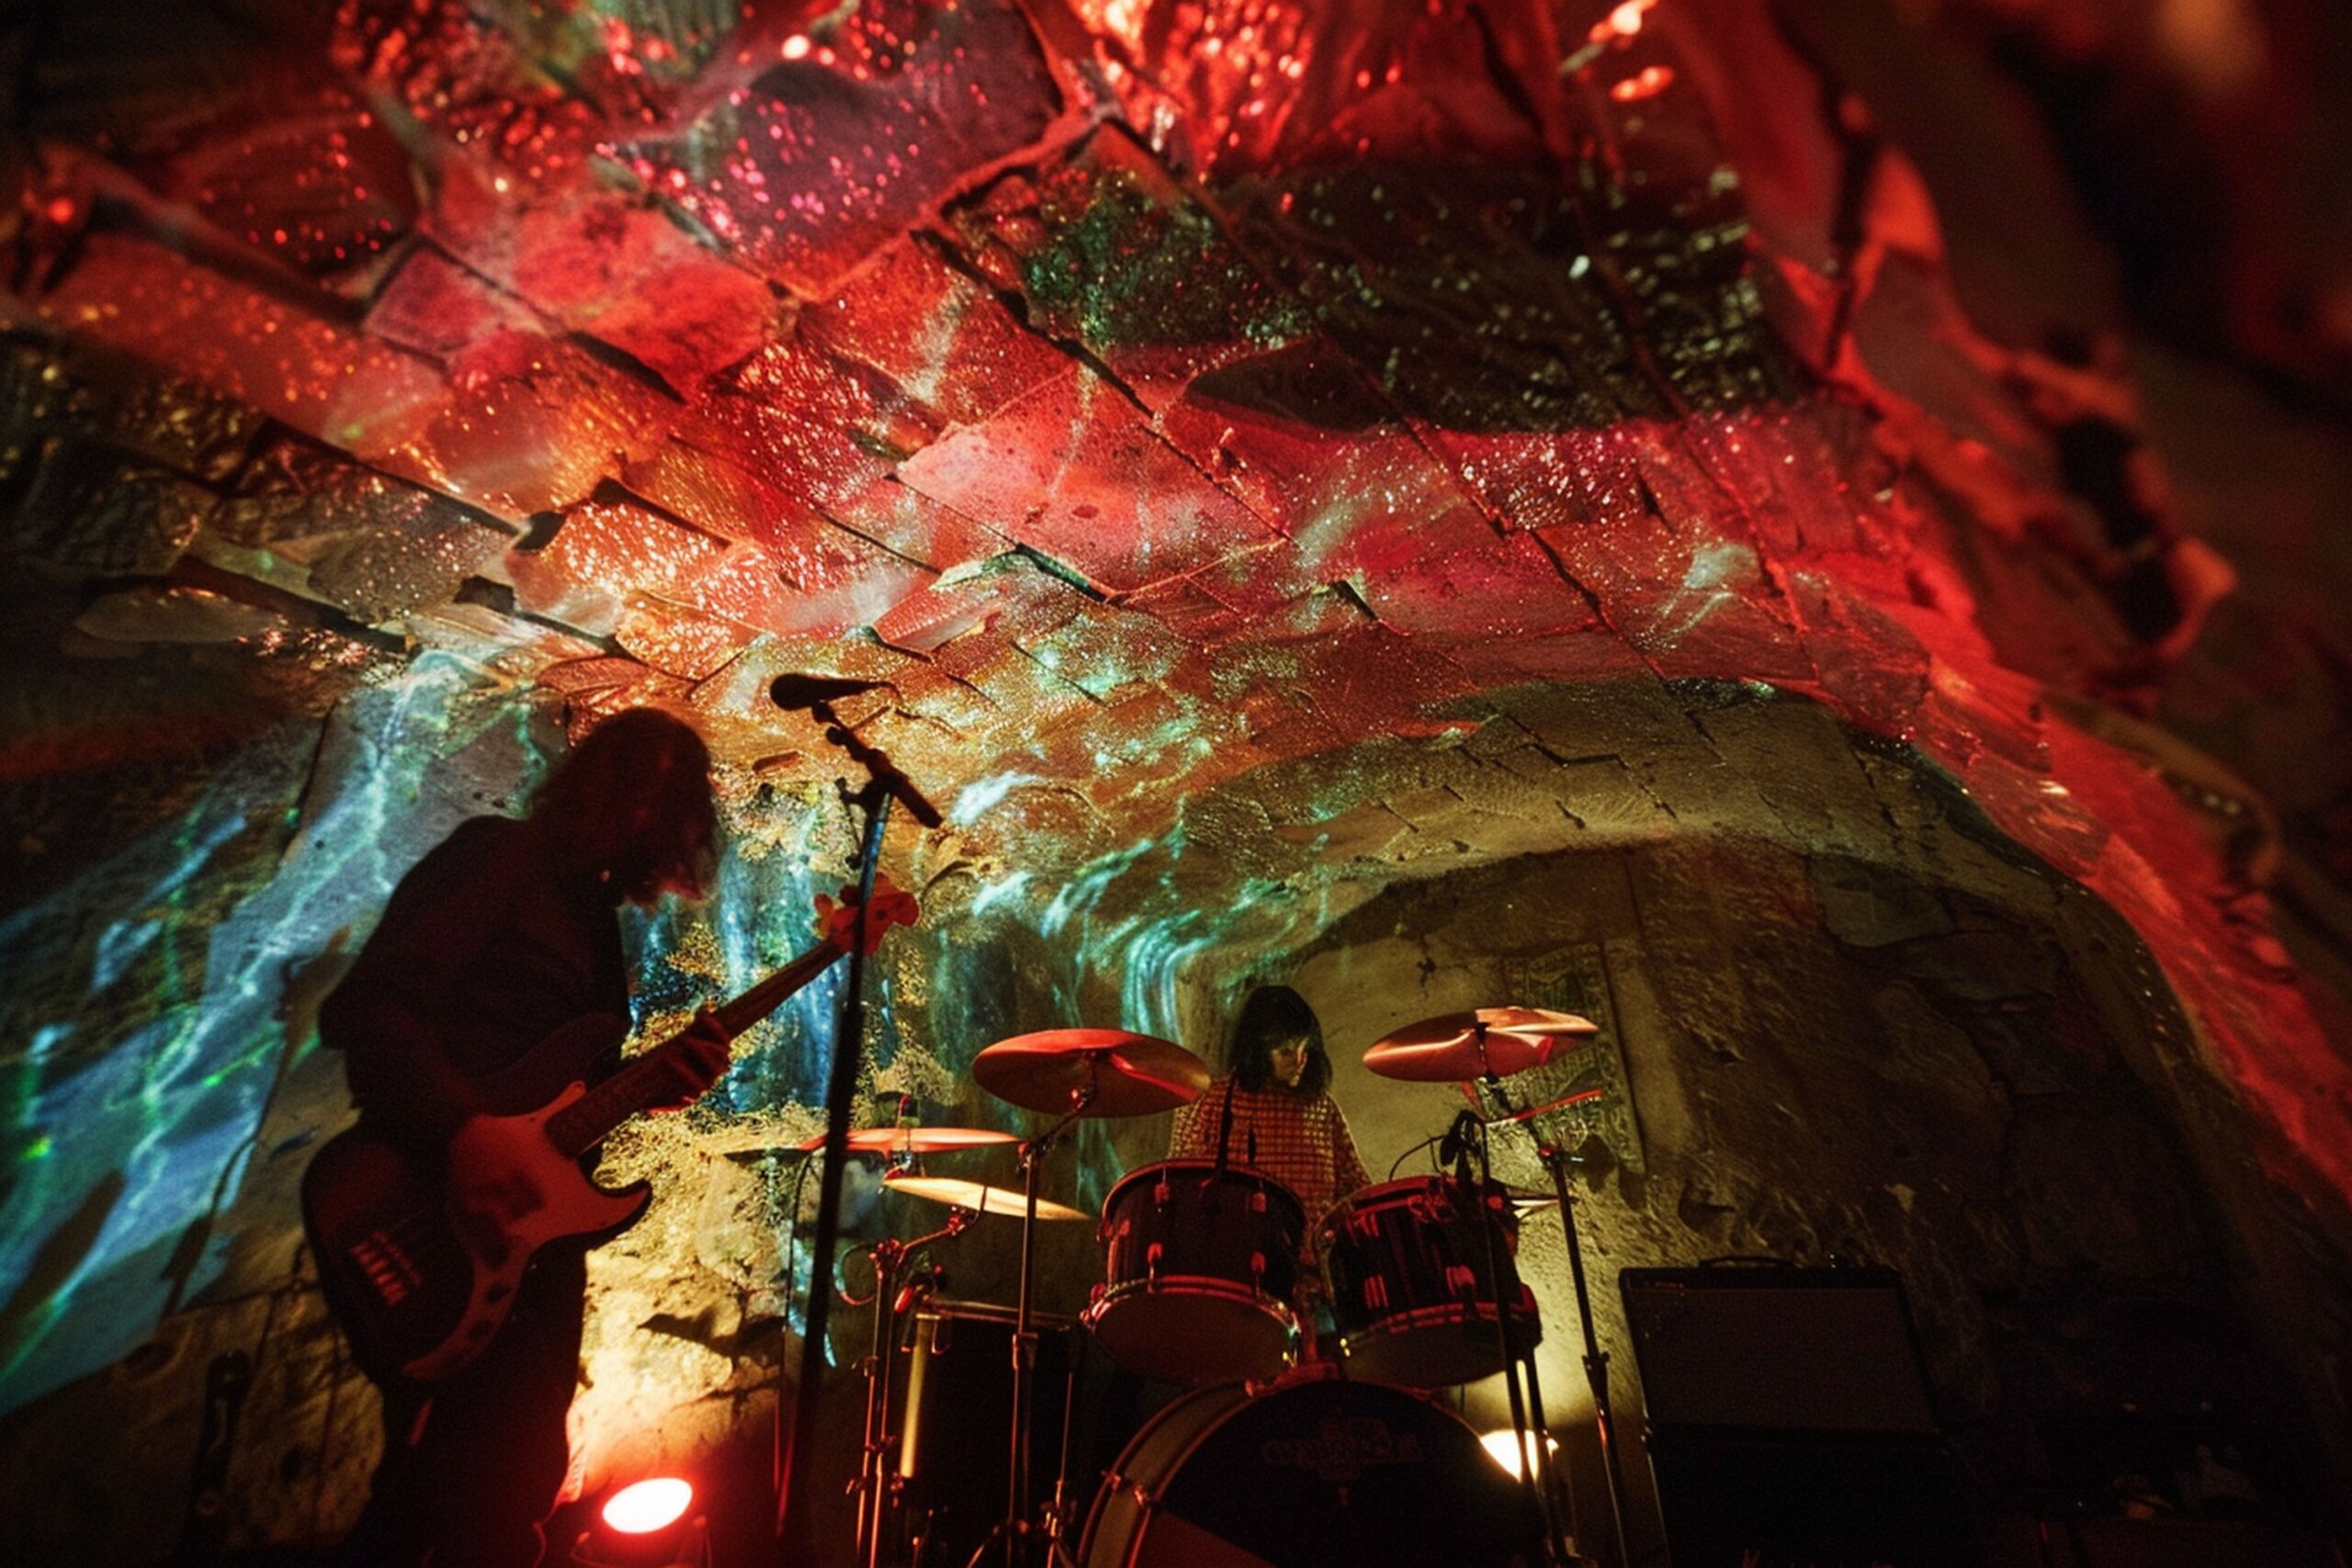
603,1477,692,1533
1611,65,1674,102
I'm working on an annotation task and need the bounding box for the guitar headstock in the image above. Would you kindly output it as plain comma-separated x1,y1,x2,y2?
814,874,922,955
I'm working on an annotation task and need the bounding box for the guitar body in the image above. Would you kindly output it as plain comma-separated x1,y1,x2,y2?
304,875,919,1386
303,1016,649,1385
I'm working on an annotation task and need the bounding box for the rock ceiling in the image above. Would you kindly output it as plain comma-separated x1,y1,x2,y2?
2,0,2348,1423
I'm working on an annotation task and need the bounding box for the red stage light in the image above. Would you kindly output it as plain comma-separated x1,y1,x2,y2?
602,1478,694,1534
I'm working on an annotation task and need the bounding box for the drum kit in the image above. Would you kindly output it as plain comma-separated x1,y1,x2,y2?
835,1007,1627,1568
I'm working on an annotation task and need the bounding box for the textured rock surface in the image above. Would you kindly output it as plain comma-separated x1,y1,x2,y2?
2,0,2349,1560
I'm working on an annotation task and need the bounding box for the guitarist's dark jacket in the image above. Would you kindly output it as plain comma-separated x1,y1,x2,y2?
322,814,629,1151
316,812,624,1563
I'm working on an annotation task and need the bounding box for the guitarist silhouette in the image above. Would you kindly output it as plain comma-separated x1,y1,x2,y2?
313,709,910,1568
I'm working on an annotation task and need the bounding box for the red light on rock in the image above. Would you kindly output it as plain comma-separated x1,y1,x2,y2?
1611,65,1675,102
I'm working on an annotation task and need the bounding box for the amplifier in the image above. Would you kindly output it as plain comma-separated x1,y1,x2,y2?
1621,1264,1978,1568
1619,1263,1939,1435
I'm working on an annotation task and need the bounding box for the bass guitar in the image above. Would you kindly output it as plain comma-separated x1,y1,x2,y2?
302,878,919,1384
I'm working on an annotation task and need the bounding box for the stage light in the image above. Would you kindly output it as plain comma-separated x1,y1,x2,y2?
574,1476,707,1568
1480,1427,1560,1479
605,1478,693,1533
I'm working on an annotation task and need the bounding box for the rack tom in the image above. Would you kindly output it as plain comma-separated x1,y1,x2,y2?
1083,1159,1304,1383
1317,1175,1541,1387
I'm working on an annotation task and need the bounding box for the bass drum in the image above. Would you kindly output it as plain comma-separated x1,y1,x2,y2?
1078,1378,1541,1568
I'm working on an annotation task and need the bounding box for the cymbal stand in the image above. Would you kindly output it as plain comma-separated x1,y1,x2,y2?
968,1066,1094,1568
1479,1073,1630,1568
850,1211,971,1568
1456,1037,1571,1568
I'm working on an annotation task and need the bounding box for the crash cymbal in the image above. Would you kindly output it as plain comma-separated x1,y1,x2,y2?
883,1173,1090,1222
794,1125,1019,1154
1363,1007,1599,1082
973,1028,1210,1118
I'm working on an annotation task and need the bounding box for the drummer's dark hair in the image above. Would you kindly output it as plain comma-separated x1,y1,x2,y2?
1228,985,1330,1095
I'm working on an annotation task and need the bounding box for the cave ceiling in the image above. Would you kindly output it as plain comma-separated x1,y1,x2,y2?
2,0,2350,1417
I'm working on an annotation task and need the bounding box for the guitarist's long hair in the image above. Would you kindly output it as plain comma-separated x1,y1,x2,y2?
536,707,718,902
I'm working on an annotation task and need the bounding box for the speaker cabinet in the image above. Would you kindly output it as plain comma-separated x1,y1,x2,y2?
1622,1265,1980,1568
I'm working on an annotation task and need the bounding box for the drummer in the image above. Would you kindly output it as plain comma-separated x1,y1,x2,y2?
1169,985,1372,1281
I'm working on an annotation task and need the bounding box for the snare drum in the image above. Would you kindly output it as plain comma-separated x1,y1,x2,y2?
1317,1175,1542,1387
1083,1159,1305,1383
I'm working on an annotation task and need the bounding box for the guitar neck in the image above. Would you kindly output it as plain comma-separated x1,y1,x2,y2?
544,935,847,1159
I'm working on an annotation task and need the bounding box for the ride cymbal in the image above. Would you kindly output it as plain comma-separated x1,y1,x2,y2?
973,1028,1209,1117
883,1173,1090,1221
1363,1007,1598,1082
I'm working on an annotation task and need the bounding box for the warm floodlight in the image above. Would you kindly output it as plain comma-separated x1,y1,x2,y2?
1480,1427,1560,1479
602,1476,694,1534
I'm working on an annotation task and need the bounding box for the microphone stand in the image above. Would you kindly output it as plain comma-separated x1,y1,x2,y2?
776,700,943,1564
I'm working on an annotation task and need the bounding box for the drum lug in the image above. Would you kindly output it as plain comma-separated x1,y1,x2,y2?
1145,1240,1163,1282
1250,1190,1268,1213
1249,1250,1266,1280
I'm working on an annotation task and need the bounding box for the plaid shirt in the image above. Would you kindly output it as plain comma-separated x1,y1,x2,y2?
1169,1077,1373,1235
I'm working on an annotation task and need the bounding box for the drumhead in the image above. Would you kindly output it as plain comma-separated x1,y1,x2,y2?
1104,1158,1308,1220
1079,1378,1542,1567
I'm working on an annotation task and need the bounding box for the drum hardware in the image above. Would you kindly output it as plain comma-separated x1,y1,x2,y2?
1366,1008,1605,1568
966,1026,1210,1567
1474,1067,1633,1568
1480,1084,1608,1125
842,1210,975,1568
1459,1106,1574,1567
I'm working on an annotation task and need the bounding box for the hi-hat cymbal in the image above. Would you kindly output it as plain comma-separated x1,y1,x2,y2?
883,1173,1090,1221
794,1125,1019,1154
1363,1007,1599,1082
973,1028,1209,1118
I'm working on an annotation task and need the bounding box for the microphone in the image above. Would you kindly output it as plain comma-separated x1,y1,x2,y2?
770,675,946,829
1439,1110,1481,1185
769,673,885,712
891,1265,939,1315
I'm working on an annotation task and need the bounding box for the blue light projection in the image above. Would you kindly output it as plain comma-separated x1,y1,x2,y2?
0,653,551,1412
